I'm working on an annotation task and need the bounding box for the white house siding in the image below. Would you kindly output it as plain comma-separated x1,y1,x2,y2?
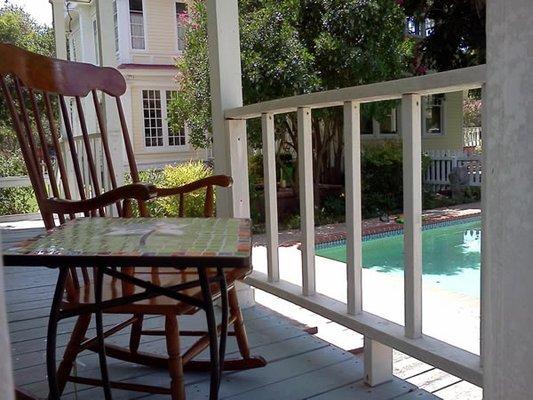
360,91,465,151
62,1,204,171
129,0,188,65
123,67,205,169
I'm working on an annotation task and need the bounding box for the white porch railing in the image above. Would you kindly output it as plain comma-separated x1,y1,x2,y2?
0,133,105,200
424,149,482,190
226,65,486,386
464,127,482,148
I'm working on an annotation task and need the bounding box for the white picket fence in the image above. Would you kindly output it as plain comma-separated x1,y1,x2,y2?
463,127,482,148
424,149,482,190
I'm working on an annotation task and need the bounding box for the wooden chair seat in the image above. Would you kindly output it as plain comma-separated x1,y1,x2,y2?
62,266,252,315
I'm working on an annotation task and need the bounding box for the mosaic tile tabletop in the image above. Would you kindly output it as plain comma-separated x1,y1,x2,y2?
4,218,252,266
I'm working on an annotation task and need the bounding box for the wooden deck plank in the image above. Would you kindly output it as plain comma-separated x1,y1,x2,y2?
181,345,353,399
3,224,448,400
225,357,363,400
308,377,417,399
17,314,318,394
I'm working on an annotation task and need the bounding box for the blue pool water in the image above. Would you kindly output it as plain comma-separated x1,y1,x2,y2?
316,220,481,297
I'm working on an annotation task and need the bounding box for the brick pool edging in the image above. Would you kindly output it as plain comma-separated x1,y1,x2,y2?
312,211,482,249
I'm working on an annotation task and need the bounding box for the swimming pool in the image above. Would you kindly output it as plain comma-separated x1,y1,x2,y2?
315,219,481,297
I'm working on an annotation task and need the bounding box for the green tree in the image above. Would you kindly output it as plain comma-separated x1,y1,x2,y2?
169,0,411,188
0,4,54,153
0,4,54,215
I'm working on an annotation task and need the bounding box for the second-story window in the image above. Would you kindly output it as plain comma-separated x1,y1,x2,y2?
92,19,101,65
176,2,188,52
113,0,119,53
129,0,145,50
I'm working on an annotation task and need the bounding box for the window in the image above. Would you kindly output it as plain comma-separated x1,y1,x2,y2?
380,109,397,134
176,2,188,52
406,17,434,38
406,17,424,36
423,94,445,135
166,91,186,146
143,90,163,147
129,0,145,50
68,31,80,62
360,104,398,136
112,0,119,53
361,114,374,135
143,90,186,149
92,19,100,65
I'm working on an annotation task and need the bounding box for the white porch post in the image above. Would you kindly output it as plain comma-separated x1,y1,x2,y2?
364,338,393,387
50,0,67,59
0,234,15,400
483,1,533,399
95,0,125,192
207,0,254,307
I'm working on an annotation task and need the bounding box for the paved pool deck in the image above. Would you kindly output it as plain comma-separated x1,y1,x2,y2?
251,202,483,399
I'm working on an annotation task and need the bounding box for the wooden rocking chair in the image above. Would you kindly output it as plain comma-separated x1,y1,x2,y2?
0,43,266,399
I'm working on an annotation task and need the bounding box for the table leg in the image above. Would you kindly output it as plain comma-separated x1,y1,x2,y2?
94,268,113,400
47,267,68,400
198,269,220,400
217,267,229,376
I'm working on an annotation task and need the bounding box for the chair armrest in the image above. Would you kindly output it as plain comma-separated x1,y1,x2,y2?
154,175,232,199
45,183,157,214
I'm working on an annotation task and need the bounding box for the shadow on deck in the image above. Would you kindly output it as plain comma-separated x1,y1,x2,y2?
3,225,439,399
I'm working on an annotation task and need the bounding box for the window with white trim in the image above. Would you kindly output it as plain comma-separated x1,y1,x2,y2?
360,104,398,136
129,0,145,50
406,17,435,38
176,2,188,52
112,0,119,53
380,108,397,134
143,90,163,147
423,94,445,135
142,90,186,149
92,19,101,65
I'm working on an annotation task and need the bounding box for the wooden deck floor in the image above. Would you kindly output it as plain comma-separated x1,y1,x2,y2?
1,225,473,399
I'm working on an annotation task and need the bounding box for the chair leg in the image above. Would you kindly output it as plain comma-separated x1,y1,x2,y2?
56,313,92,394
129,313,144,353
165,315,185,400
229,287,251,359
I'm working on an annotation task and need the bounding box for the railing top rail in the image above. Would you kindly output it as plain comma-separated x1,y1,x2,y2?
226,64,486,120
59,132,102,143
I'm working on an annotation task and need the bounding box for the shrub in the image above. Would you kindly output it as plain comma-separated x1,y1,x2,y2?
161,161,213,217
125,161,213,217
124,168,167,217
361,140,431,218
0,152,38,215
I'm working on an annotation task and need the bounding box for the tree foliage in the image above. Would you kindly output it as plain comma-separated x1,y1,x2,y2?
0,4,55,215
401,0,485,71
169,0,412,185
0,4,54,152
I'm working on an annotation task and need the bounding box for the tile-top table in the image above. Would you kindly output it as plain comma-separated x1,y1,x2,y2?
3,217,253,400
